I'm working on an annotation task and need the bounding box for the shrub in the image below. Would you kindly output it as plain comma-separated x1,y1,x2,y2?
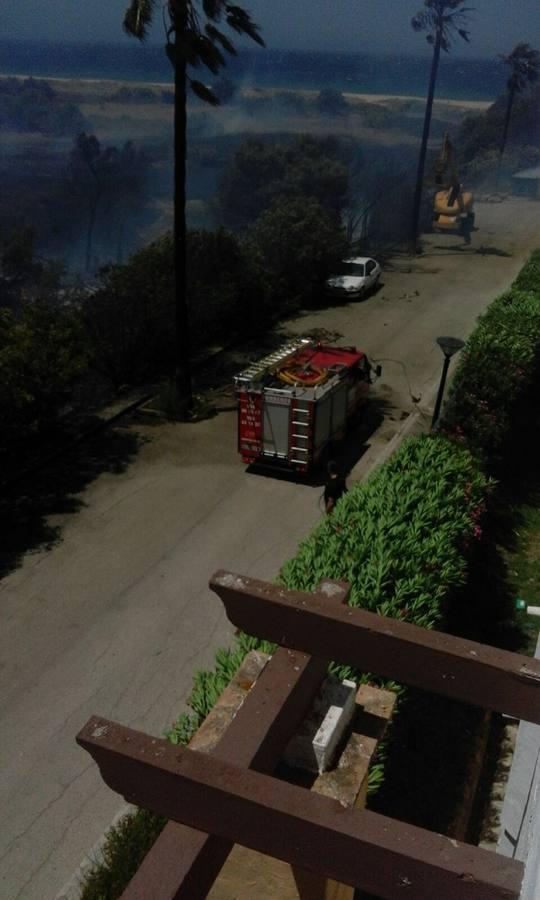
83,236,175,388
280,435,488,671
317,88,348,116
247,196,347,311
187,228,274,342
442,286,540,469
274,91,309,115
0,302,87,456
513,248,540,294
0,77,86,135
79,809,165,900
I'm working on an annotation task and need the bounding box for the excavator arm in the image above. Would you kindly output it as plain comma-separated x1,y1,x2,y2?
435,133,462,207
433,132,474,235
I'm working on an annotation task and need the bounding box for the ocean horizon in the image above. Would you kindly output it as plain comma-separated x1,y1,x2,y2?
0,39,507,102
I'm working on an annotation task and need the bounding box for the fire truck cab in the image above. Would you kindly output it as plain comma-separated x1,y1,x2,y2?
234,338,377,473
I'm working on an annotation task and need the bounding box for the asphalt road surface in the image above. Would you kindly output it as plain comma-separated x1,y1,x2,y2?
1,198,540,899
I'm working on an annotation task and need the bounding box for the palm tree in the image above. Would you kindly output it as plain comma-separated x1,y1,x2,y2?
410,0,472,252
123,1,264,415
498,42,540,176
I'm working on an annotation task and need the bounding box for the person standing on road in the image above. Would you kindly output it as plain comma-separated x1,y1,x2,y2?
461,212,473,246
324,460,348,514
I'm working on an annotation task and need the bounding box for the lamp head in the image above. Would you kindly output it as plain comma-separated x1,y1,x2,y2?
436,336,465,359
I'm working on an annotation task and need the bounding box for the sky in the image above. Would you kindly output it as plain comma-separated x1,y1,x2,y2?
4,1,540,58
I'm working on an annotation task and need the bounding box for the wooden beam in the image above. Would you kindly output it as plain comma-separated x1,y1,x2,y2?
120,581,349,899
77,717,523,900
210,571,540,724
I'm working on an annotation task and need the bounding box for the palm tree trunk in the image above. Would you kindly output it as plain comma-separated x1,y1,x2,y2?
495,85,515,192
173,38,192,414
500,85,515,158
86,199,97,272
410,30,442,252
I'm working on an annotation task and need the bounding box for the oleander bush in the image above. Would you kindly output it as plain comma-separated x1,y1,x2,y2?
441,258,540,470
280,434,487,635
512,248,540,295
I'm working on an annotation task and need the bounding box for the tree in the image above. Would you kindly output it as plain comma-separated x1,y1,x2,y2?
83,229,272,388
0,302,86,456
0,225,66,312
83,236,175,388
343,146,418,247
410,0,472,250
248,197,347,310
219,136,348,230
456,86,540,188
123,1,264,416
317,88,348,116
187,228,272,341
67,134,150,272
0,77,86,135
498,43,540,175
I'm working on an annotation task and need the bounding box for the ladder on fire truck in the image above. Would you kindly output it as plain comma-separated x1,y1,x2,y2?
235,339,310,388
289,399,312,467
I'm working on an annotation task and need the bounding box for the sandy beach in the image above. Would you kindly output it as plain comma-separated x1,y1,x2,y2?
0,72,492,152
0,72,492,113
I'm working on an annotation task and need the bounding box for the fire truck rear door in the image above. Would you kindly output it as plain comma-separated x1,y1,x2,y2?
263,395,290,458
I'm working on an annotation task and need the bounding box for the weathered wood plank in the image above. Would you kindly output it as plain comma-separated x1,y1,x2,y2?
210,571,540,724
77,717,523,900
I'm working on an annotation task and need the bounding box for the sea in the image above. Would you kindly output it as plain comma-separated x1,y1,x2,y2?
0,39,507,102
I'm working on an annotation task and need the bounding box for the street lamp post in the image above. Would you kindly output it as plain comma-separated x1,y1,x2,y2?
431,336,465,429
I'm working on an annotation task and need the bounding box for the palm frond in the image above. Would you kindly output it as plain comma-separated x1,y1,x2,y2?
411,11,432,32
125,0,265,103
205,23,237,56
189,79,220,105
501,42,540,94
123,0,157,40
225,4,265,46
412,0,473,49
202,0,224,19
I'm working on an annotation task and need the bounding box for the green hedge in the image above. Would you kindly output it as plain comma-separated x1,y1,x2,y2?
513,248,540,294
442,254,540,469
280,435,486,626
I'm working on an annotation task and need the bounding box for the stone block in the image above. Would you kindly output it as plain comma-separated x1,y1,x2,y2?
283,677,357,774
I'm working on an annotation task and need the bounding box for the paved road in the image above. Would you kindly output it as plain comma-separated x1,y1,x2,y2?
1,198,540,899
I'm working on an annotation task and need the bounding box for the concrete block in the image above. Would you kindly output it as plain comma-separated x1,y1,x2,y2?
283,677,357,774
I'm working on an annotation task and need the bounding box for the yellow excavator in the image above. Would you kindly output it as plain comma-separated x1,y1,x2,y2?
432,133,475,243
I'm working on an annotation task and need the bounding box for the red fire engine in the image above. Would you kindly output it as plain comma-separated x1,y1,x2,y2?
234,338,379,473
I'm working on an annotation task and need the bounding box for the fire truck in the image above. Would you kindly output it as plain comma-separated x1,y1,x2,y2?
234,338,379,473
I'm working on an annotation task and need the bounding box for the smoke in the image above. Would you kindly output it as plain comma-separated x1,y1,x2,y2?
0,72,475,278
184,86,434,235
